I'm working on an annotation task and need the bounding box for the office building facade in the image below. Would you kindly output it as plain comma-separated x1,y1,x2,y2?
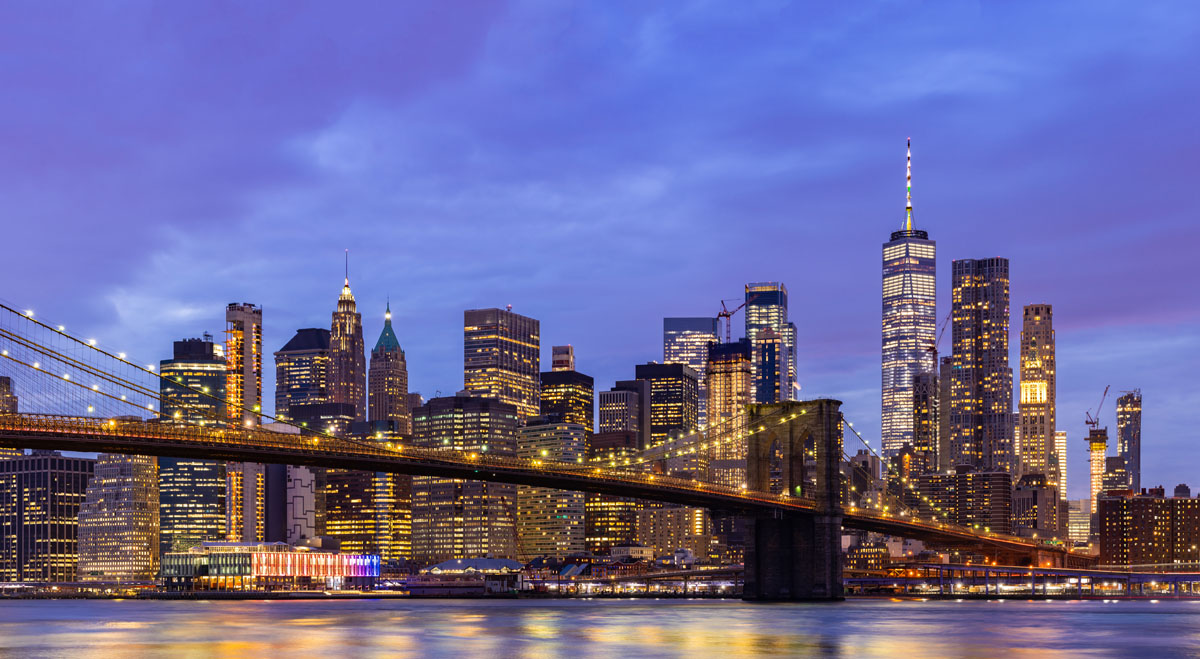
663,317,718,426
516,420,586,560
1018,305,1057,480
744,282,798,403
705,339,752,487
539,369,594,434
78,453,159,582
634,362,699,447
598,380,650,448
274,328,331,422
1117,390,1142,492
464,308,541,419
0,451,95,582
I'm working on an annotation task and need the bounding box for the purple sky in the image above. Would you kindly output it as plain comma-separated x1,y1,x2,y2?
2,2,1198,499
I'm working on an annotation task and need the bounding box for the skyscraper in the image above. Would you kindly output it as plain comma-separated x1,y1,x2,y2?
911,372,939,474
0,377,21,459
274,328,331,422
0,451,94,582
752,327,789,404
330,272,367,423
159,336,227,554
225,303,262,425
948,258,1014,473
1018,305,1056,482
1117,390,1142,492
598,380,650,448
78,453,159,582
663,317,718,426
368,303,411,434
464,308,541,420
634,362,699,448
881,142,937,459
1055,430,1068,501
225,303,265,542
706,339,752,487
516,419,586,560
324,467,411,567
411,396,519,565
539,369,594,433
745,282,798,402
1087,428,1108,515
585,430,642,555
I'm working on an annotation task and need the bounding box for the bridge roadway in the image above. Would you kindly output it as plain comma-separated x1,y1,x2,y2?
0,413,1090,566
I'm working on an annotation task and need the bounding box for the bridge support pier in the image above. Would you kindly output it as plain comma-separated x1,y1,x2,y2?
742,399,844,601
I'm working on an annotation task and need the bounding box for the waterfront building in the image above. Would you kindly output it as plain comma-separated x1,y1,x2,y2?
1087,428,1108,514
411,396,519,565
78,453,159,582
368,303,411,434
948,258,1014,473
273,328,331,422
225,302,263,543
1098,492,1200,567
584,431,642,555
0,377,18,459
634,362,699,447
1012,473,1059,539
0,451,94,582
1066,499,1091,545
1018,305,1057,480
911,372,939,474
705,339,752,488
464,308,541,420
161,541,379,592
159,335,227,554
1117,390,1142,492
598,380,650,448
330,274,367,423
881,144,936,458
539,369,594,434
551,345,575,372
516,420,586,560
744,282,798,403
636,505,713,562
663,317,718,426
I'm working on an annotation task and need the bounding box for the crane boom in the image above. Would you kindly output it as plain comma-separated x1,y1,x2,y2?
1085,384,1111,430
716,293,759,343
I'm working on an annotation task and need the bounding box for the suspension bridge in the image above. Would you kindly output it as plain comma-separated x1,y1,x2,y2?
0,301,1094,599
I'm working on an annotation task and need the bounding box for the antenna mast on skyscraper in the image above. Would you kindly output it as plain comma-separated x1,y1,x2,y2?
345,249,349,285
905,137,913,232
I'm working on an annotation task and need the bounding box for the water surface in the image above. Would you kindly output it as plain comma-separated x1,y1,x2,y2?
1,598,1197,657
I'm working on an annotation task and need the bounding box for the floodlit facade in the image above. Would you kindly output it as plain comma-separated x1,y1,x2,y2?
1055,430,1068,500
948,258,1014,473
160,335,227,554
225,302,263,543
705,339,752,487
368,303,411,434
881,145,936,459
464,308,541,420
539,370,594,434
161,542,379,591
1117,390,1142,492
274,328,331,422
0,451,95,582
745,282,798,402
1087,428,1109,514
1018,305,1057,480
411,396,519,566
516,421,586,560
78,453,160,582
663,317,718,426
598,380,649,448
330,276,367,422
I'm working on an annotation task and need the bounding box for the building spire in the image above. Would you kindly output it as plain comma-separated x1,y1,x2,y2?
905,138,913,232
344,248,350,287
385,296,392,322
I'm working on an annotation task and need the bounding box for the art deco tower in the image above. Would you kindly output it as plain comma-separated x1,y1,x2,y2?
369,302,411,434
881,140,937,458
330,255,367,423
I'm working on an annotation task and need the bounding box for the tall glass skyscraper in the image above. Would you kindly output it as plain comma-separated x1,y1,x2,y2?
881,140,936,458
663,317,718,426
1117,390,1142,492
159,336,227,554
744,283,798,402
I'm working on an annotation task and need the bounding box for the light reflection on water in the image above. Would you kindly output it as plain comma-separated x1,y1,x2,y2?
1,598,1199,658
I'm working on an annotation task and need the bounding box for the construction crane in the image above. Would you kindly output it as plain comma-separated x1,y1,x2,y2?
925,310,953,367
717,293,759,343
1085,385,1111,431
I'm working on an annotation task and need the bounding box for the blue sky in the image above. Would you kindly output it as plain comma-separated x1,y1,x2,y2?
2,1,1198,499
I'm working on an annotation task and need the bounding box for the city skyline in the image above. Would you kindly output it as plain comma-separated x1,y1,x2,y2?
2,3,1197,501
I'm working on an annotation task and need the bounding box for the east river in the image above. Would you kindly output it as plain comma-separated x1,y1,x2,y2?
1,598,1197,657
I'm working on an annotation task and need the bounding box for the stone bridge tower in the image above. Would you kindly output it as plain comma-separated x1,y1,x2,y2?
742,399,844,601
